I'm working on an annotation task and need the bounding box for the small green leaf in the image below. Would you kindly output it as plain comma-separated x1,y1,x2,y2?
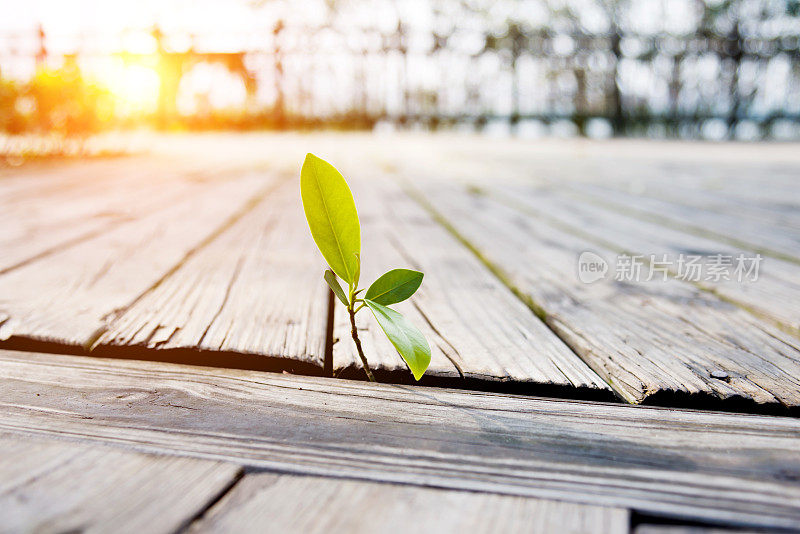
365,299,431,380
365,269,424,306
353,253,361,289
300,153,361,284
324,270,349,307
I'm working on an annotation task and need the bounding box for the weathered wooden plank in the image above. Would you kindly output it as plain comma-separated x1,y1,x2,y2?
333,174,611,395
191,472,630,534
488,182,800,334
1,351,800,530
566,182,800,264
0,157,249,274
604,176,800,233
405,180,800,407
0,171,275,348
578,156,800,221
373,136,800,239
0,159,146,273
0,434,241,534
98,181,328,370
0,157,141,202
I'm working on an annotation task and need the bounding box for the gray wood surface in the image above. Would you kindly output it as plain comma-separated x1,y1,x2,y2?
332,174,610,394
601,174,800,233
0,169,274,348
0,156,249,274
0,434,241,534
98,181,328,371
191,472,629,534
406,179,800,407
567,182,800,265
563,157,800,231
489,182,800,334
1,350,800,530
374,136,800,264
2,135,799,409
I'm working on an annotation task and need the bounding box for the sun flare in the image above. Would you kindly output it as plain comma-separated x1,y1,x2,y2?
101,62,161,114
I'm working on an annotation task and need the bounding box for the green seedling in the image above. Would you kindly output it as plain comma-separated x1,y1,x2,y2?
300,153,431,382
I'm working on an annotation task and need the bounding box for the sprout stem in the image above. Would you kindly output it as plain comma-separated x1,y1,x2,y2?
348,306,376,382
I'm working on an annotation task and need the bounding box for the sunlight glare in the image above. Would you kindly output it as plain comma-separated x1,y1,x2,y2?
103,63,161,115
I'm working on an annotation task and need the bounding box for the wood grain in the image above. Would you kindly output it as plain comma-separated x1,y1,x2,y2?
406,179,800,408
489,182,800,334
0,156,250,274
0,434,241,534
372,136,800,265
558,156,800,231
1,350,799,530
566,181,800,264
97,181,328,370
332,175,610,395
191,472,629,534
602,174,800,234
0,169,274,348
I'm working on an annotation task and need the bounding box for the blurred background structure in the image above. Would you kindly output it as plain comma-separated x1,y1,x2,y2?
0,0,799,141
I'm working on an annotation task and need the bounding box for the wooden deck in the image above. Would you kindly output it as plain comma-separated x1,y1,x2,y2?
1,134,799,532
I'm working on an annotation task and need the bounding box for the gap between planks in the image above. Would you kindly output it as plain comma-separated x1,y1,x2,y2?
2,158,621,402
95,179,329,374
482,183,800,338
189,472,630,534
0,170,290,353
399,176,800,414
0,433,243,534
3,170,797,415
3,148,798,416
564,182,800,268
0,431,630,534
330,171,613,401
2,350,800,531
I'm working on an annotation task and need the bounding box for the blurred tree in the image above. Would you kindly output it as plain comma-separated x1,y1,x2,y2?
26,60,114,140
0,78,26,134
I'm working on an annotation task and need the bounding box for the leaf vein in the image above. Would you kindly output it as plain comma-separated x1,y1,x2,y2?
311,160,352,283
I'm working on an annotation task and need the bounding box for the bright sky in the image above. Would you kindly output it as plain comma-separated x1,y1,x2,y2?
1,0,705,45
3,0,265,34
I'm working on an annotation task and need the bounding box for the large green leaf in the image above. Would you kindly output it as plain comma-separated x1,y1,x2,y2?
365,269,423,306
324,269,349,307
365,299,431,380
300,153,361,285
